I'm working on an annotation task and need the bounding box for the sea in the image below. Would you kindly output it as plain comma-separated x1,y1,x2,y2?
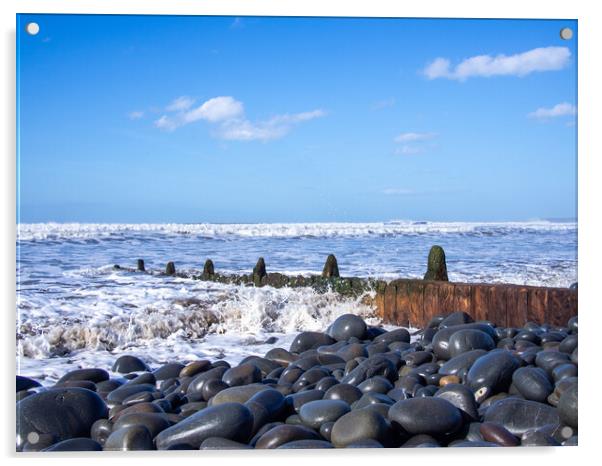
16,221,577,384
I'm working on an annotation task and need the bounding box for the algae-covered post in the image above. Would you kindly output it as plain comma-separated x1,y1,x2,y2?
253,257,267,286
165,261,176,276
322,254,340,278
137,259,145,272
424,245,449,281
203,259,215,277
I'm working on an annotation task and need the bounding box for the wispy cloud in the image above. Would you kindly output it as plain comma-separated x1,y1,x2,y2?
166,96,196,112
153,96,325,141
528,102,577,120
423,46,571,81
394,132,437,155
394,132,436,143
218,110,326,141
127,111,144,120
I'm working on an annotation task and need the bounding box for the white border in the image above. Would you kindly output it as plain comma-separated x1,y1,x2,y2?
2,1,600,465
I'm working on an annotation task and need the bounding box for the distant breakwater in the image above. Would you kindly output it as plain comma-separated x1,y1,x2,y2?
114,246,578,329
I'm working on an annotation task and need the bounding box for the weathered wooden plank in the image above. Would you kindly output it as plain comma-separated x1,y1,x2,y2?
568,290,578,321
488,285,508,327
472,285,489,322
546,288,575,327
527,287,548,325
407,280,425,328
453,283,472,313
423,282,440,326
505,286,528,328
394,280,411,327
384,282,397,323
374,281,387,320
438,282,456,315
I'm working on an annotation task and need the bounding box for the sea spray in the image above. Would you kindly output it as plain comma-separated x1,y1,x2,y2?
17,280,378,383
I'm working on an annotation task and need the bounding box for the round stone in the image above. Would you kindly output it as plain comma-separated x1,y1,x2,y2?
328,314,367,342
373,328,411,345
222,364,261,387
324,383,363,405
435,383,479,421
448,329,495,357
432,323,497,360
56,368,109,384
483,398,561,436
511,367,553,402
111,355,148,373
155,402,253,449
16,388,108,451
199,437,252,449
388,397,463,436
466,350,521,402
255,424,321,449
16,375,41,392
331,408,390,447
153,363,185,381
298,399,351,429
558,382,578,428
290,332,335,353
479,422,520,446
113,412,171,438
104,425,153,451
43,438,102,451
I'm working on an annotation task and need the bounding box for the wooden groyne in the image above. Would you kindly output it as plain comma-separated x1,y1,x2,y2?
374,279,577,329
120,247,577,329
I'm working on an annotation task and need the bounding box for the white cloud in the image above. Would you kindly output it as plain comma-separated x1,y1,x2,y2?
383,188,414,195
393,132,437,155
218,110,326,141
394,132,436,143
183,96,244,123
154,115,178,131
127,110,144,120
528,102,576,120
154,96,245,131
423,46,571,81
153,95,325,140
166,96,196,112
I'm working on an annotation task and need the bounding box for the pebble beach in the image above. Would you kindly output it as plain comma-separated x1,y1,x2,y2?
16,221,578,450
16,310,578,450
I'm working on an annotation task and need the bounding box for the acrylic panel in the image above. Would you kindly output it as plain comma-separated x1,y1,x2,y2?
16,14,578,451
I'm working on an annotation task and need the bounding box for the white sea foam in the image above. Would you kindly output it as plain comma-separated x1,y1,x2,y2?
17,276,379,383
17,220,576,241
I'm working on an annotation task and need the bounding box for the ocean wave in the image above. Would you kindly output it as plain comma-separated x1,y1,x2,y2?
17,221,577,242
17,281,377,360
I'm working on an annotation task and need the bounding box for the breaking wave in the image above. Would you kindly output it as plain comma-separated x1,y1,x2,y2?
17,220,576,242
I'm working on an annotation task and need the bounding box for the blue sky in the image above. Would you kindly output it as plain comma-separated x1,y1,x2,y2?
17,15,577,223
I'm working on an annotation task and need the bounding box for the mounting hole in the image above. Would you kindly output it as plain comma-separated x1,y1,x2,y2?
560,27,573,40
25,22,40,36
27,432,39,444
